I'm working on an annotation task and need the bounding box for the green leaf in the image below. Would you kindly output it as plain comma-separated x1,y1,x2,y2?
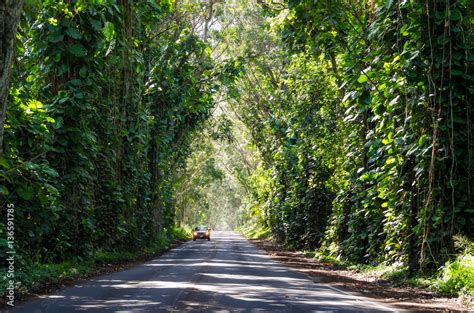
79,67,88,78
435,11,446,21
357,74,368,83
69,78,82,86
436,34,449,45
90,19,102,31
17,186,34,201
74,91,85,99
103,22,115,41
49,32,64,43
42,166,59,178
450,9,462,21
66,27,82,39
0,158,11,170
68,43,87,57
53,117,64,129
0,186,8,196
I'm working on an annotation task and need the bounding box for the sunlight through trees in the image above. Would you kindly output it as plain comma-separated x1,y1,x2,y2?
0,0,472,297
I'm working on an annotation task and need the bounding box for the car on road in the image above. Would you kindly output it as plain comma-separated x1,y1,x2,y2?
193,226,211,241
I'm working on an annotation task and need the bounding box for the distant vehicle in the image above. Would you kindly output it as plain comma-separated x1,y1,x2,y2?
193,226,211,241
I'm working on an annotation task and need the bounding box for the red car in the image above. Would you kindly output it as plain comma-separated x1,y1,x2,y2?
193,226,211,241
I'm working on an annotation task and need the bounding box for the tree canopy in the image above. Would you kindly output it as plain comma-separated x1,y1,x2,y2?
0,0,472,288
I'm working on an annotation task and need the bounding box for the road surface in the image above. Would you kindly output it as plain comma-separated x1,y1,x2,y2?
11,231,398,312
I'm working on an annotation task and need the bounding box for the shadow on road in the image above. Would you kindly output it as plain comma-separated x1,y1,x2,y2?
12,232,394,312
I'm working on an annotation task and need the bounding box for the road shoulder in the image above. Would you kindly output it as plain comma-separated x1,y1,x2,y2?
247,238,471,312
0,239,189,309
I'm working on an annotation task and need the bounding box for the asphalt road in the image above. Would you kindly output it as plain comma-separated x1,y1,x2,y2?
11,231,398,312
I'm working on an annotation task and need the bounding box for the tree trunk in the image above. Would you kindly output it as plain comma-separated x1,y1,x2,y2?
203,0,215,42
0,0,24,156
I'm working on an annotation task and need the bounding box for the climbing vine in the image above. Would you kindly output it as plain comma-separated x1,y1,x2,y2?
226,0,473,271
0,0,227,265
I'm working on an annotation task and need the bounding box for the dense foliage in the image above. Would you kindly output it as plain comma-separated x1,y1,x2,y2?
0,0,230,267
0,0,472,298
221,0,473,272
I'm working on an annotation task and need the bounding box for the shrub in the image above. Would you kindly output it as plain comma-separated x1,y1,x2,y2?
439,254,474,297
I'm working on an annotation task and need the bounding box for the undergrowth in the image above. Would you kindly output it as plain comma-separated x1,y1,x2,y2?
437,236,474,302
312,235,474,301
236,224,272,240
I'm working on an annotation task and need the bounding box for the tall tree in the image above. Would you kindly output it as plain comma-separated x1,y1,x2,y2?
0,0,24,155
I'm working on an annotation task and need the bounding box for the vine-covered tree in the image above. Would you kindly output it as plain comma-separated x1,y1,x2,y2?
0,0,236,264
208,0,473,272
0,0,24,155
0,0,472,299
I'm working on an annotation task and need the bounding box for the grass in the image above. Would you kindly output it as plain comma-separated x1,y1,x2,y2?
93,250,136,263
352,258,473,304
236,223,272,240
171,225,192,240
348,262,437,289
438,254,474,301
310,250,473,303
0,226,190,301
0,260,99,301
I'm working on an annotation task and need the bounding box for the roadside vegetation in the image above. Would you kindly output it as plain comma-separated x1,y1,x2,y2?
1,0,472,305
245,226,473,302
237,224,272,240
346,242,474,302
223,0,472,300
0,0,235,303
346,247,474,302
